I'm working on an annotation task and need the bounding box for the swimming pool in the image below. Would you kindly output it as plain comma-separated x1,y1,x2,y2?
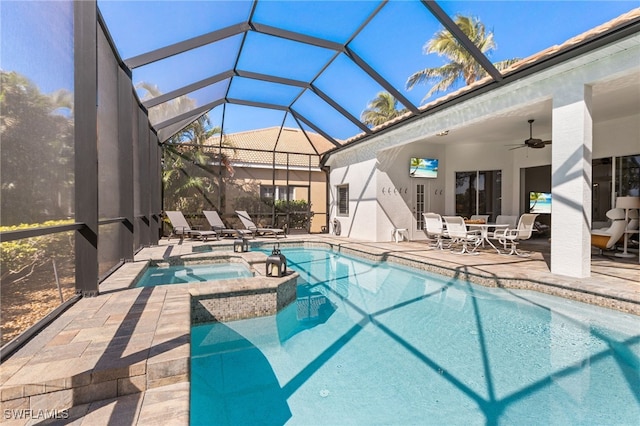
134,262,252,287
191,247,640,425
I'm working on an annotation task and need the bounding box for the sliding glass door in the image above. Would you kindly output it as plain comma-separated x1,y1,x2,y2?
593,154,640,223
455,170,502,221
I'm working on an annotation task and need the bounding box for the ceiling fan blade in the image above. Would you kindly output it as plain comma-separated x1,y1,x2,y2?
529,139,552,149
507,120,550,151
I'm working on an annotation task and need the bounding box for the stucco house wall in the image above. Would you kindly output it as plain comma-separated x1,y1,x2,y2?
225,166,327,233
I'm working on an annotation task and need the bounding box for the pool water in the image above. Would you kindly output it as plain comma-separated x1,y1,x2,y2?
134,263,252,287
191,248,640,425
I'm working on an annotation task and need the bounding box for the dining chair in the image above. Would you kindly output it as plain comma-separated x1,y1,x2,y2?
422,212,448,250
442,216,482,254
490,215,518,249
497,213,539,256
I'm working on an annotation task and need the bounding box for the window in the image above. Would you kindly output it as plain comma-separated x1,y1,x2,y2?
337,185,349,216
260,185,294,201
416,183,425,230
593,154,639,222
617,155,640,197
593,158,612,222
455,170,501,220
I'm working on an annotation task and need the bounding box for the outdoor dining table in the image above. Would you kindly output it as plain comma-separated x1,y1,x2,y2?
464,221,510,253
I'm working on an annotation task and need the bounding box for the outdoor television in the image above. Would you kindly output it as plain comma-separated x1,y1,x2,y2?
410,157,438,178
529,191,552,214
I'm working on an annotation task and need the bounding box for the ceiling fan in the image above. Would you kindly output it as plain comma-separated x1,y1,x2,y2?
508,119,552,150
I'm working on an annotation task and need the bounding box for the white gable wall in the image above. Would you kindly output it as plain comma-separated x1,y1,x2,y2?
376,143,447,240
329,158,378,240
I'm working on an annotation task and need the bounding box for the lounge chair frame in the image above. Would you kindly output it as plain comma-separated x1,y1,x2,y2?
235,210,286,239
165,211,218,241
203,210,250,238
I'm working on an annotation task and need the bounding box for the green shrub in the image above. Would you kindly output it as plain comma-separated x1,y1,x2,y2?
0,220,74,283
233,196,272,214
273,199,309,212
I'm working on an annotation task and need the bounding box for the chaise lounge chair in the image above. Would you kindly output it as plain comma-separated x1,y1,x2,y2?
591,208,627,254
235,210,286,239
165,211,218,241
203,210,251,239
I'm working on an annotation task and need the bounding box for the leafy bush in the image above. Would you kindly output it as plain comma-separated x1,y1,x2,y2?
232,197,313,229
1,71,74,225
233,196,272,214
0,220,74,284
273,199,309,212
273,200,312,229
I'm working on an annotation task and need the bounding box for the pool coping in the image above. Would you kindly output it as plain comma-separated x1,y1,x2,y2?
235,239,640,315
319,241,640,315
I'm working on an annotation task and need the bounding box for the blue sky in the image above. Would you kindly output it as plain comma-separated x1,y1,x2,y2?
2,1,637,141
1,1,74,93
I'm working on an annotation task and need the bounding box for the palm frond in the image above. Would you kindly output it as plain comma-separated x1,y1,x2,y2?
361,91,405,127
409,14,519,102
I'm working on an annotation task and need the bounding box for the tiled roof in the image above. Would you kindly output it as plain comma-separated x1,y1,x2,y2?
501,8,640,73
204,127,333,167
213,127,338,155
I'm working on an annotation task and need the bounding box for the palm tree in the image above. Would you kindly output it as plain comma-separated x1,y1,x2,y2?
161,116,231,210
136,82,229,210
0,71,74,223
410,158,425,176
406,14,519,103
137,82,197,126
361,91,408,127
529,191,543,211
137,82,234,172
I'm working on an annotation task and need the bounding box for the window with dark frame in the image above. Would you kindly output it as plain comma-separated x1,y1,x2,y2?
416,183,425,230
260,185,295,201
455,170,502,221
593,154,640,222
337,185,349,216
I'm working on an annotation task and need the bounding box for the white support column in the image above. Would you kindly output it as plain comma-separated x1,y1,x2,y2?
551,84,593,277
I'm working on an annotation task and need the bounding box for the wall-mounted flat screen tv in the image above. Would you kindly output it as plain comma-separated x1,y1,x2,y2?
529,191,551,214
410,157,438,178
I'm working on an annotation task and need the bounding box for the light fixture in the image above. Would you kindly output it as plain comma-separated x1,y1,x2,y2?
233,236,249,253
614,196,640,258
266,243,287,277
